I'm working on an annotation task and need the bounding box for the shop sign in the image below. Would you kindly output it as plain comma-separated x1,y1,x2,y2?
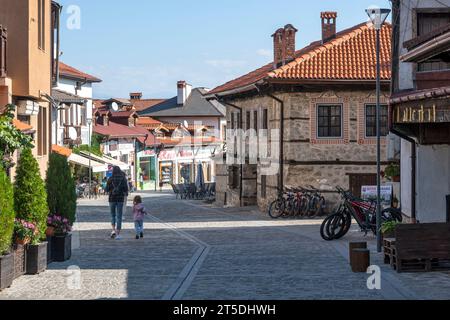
159,150,176,160
361,185,393,206
394,99,450,124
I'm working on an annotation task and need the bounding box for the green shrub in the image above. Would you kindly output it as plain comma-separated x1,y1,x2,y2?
0,166,14,255
14,148,48,241
46,153,77,225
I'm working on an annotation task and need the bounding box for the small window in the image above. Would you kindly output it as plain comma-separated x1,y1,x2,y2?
38,0,46,50
365,104,388,137
254,110,258,132
262,109,268,130
317,105,342,138
246,111,251,130
37,106,48,156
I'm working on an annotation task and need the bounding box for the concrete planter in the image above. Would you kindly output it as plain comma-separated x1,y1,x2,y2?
26,242,47,275
0,253,14,291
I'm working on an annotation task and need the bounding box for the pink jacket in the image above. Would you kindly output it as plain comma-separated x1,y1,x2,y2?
133,203,148,221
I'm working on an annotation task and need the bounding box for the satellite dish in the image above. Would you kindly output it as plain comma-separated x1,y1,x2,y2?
183,120,189,128
68,127,78,141
111,102,119,112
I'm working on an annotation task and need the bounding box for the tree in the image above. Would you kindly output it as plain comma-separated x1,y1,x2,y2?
0,104,34,170
14,148,48,240
0,166,14,255
46,153,77,225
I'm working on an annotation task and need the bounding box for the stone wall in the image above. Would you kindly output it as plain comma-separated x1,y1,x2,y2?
220,88,392,214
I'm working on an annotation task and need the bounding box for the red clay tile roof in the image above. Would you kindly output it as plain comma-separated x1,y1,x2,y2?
52,144,72,157
109,111,138,118
210,22,391,95
94,122,148,139
137,117,162,126
132,99,167,112
59,62,102,83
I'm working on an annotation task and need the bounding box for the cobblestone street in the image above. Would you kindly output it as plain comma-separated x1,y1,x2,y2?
1,192,450,300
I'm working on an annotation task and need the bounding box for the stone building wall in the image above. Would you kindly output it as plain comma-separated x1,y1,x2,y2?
216,89,392,213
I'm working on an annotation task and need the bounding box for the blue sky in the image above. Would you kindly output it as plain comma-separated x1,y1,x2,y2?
57,0,391,99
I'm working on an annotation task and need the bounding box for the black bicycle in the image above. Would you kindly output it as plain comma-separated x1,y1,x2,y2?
320,187,403,241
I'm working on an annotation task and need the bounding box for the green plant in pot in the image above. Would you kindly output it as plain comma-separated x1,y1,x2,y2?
0,165,15,290
381,221,401,238
384,164,400,182
14,148,48,274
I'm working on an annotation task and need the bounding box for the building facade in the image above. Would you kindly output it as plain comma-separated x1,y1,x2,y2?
52,62,102,146
390,0,450,223
0,0,59,177
209,12,395,211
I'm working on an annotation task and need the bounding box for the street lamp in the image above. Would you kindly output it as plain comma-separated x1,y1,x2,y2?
87,117,93,199
366,7,391,253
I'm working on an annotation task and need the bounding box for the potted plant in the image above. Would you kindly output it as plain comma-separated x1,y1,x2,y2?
385,164,400,182
47,214,72,262
13,219,36,246
46,153,77,263
381,221,401,239
0,166,15,291
14,148,48,275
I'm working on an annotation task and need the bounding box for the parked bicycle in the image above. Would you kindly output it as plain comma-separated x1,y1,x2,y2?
320,186,403,241
268,186,327,219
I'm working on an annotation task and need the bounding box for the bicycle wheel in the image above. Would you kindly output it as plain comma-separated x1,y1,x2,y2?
328,210,352,240
311,196,326,217
320,214,336,241
299,196,310,218
269,199,285,219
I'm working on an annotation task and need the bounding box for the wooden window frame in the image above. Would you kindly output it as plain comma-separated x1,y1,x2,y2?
365,104,389,138
316,104,343,138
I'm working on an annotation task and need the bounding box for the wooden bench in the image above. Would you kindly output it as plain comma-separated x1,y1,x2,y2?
394,223,450,273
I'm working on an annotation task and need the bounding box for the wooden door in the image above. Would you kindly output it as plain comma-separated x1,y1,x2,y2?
348,174,377,198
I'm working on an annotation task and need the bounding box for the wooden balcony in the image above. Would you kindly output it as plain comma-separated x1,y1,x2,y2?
0,25,7,78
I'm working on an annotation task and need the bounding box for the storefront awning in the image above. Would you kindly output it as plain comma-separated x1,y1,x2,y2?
78,151,130,171
68,153,107,172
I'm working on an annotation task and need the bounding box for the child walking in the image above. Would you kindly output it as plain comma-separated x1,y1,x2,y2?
133,196,148,239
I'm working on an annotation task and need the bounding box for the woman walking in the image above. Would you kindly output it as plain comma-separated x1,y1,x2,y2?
105,166,129,240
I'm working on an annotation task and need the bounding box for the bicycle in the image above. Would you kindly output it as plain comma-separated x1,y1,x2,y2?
320,187,403,241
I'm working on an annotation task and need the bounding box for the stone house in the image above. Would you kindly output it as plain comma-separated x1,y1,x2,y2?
208,12,394,211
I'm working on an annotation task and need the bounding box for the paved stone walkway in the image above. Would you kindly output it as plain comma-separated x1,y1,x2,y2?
1,191,449,300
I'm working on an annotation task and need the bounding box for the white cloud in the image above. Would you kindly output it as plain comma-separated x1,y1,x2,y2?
256,49,272,57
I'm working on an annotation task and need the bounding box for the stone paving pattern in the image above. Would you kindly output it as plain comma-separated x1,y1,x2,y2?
1,192,449,300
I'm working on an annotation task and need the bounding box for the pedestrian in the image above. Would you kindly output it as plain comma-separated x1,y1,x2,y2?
105,166,129,240
133,195,148,240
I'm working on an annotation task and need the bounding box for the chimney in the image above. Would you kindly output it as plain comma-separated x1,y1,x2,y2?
130,92,142,100
272,24,298,68
177,81,192,105
321,12,337,43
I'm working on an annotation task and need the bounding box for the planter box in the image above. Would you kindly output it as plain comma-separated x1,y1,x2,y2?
51,234,72,262
46,236,53,265
13,244,27,279
26,242,47,275
0,253,14,291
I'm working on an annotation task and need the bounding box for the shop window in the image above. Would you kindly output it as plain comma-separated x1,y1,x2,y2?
317,104,342,138
139,157,156,184
365,104,388,137
179,163,193,184
160,162,174,185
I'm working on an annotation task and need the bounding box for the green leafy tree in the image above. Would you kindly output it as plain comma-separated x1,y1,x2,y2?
14,148,48,241
0,166,14,255
0,104,34,170
46,153,77,225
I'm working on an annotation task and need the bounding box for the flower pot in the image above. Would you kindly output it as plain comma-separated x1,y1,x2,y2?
15,237,30,246
13,244,26,279
393,176,400,183
51,233,72,262
45,227,55,237
46,236,53,265
26,242,47,275
0,253,14,291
